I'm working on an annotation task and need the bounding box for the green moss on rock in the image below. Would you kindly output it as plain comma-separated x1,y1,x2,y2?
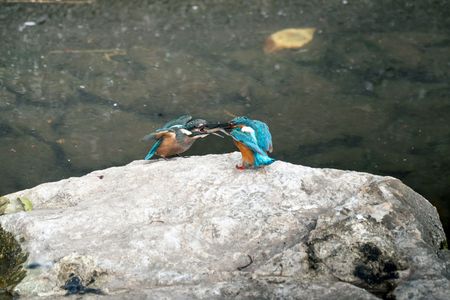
0,225,28,296
0,197,9,215
18,197,32,212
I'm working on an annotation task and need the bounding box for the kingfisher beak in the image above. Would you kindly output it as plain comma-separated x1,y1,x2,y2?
200,122,231,137
205,122,232,129
190,131,209,139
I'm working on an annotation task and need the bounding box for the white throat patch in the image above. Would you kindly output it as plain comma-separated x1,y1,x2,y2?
241,126,255,134
180,128,192,135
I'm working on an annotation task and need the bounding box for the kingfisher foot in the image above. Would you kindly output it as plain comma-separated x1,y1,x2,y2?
235,164,247,170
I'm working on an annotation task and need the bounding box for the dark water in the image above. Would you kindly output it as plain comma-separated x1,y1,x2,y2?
0,1,449,238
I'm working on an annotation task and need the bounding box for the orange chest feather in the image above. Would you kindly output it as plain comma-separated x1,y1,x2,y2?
234,141,255,164
156,135,183,157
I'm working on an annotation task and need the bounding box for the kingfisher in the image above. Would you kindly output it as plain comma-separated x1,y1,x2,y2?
206,116,275,169
143,115,209,160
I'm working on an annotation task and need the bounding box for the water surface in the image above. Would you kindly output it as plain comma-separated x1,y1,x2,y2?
0,0,449,237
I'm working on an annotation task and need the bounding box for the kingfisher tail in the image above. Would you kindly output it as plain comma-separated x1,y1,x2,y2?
254,153,275,167
144,139,162,160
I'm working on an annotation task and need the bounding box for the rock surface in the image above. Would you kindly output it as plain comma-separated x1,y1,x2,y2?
0,152,448,299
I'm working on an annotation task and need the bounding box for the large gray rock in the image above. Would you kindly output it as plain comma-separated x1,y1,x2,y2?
0,153,448,299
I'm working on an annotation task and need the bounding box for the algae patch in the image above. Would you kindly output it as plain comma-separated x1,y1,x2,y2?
0,196,33,215
0,197,9,215
18,197,33,212
0,225,28,296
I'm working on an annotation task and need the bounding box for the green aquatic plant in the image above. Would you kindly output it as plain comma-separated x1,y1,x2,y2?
0,225,28,296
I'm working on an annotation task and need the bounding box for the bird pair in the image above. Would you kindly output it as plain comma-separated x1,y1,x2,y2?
143,115,275,169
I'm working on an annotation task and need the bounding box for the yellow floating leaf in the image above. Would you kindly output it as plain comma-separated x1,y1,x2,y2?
264,28,316,54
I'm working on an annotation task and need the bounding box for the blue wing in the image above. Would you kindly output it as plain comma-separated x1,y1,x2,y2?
231,117,273,153
252,120,273,153
142,115,192,141
144,139,162,160
162,115,192,129
230,129,266,156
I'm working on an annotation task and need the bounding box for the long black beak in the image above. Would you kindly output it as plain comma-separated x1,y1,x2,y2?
200,122,232,137
205,122,232,129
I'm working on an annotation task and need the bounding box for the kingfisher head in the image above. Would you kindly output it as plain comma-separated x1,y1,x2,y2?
186,118,208,132
230,116,252,127
176,119,209,140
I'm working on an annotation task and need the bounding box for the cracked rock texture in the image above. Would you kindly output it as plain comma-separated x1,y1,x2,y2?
0,152,448,299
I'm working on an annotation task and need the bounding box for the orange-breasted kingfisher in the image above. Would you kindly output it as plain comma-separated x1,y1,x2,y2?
206,116,275,169
143,115,209,160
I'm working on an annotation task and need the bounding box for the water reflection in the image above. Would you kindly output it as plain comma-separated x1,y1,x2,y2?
0,1,449,236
